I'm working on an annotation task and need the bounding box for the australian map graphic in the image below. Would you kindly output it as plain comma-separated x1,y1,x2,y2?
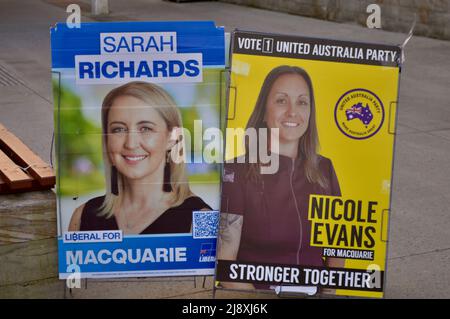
345,102,373,125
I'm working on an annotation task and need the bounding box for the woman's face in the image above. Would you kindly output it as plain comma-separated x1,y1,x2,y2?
106,95,173,181
264,73,311,144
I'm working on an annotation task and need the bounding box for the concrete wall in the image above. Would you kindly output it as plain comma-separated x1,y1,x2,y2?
220,0,450,40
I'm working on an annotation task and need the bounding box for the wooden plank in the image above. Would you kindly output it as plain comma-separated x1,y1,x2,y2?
0,229,49,243
0,238,58,286
0,175,8,193
0,190,56,245
0,277,64,299
0,182,54,194
0,191,59,293
0,123,55,187
0,148,33,190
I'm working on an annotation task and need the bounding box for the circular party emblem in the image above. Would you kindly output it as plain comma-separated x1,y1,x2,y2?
334,88,384,140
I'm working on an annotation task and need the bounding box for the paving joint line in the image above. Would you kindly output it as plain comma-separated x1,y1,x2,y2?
164,288,214,299
0,62,53,105
389,247,450,260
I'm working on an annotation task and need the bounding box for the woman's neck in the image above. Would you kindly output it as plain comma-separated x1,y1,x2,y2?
275,140,299,159
120,161,169,209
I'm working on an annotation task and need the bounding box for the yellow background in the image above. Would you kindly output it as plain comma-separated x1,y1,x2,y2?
226,54,400,298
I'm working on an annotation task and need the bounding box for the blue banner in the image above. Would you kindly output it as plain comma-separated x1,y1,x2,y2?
51,21,225,68
59,235,217,277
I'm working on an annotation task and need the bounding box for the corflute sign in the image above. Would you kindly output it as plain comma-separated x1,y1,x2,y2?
215,30,401,298
51,21,224,279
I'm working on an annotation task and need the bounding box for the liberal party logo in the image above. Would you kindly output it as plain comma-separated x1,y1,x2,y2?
334,89,384,140
199,243,216,262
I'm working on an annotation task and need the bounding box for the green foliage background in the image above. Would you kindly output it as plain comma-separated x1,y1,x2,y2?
54,69,225,197
53,80,104,196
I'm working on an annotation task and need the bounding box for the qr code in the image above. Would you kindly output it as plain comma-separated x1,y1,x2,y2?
192,211,220,239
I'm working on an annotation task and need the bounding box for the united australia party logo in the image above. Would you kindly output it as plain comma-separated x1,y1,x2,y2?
334,89,384,140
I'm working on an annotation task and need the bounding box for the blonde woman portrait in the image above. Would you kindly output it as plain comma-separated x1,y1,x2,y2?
69,81,211,234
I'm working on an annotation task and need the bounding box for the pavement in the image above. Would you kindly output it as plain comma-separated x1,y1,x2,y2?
0,0,449,299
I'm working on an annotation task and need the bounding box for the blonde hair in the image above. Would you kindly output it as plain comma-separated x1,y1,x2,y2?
98,81,191,218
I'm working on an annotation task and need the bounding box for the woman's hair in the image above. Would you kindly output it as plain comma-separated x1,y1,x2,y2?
245,65,328,189
99,81,190,218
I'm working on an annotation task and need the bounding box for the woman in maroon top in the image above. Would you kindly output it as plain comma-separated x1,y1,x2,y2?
219,66,344,291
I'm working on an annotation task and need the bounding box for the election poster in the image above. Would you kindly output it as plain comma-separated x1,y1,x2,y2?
51,21,225,278
215,30,401,298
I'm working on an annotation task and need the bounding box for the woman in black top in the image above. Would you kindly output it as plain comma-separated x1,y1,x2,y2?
69,81,211,234
218,66,344,291
79,195,210,234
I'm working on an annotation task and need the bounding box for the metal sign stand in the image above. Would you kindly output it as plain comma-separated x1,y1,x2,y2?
63,275,210,299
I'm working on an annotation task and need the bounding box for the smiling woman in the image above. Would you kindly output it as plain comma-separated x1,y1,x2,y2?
68,81,211,235
219,66,344,291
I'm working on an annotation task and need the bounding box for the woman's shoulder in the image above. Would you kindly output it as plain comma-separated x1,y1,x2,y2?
69,195,106,231
317,154,334,170
68,203,85,231
75,195,115,231
223,157,248,182
81,195,107,214
317,154,341,195
177,195,212,211
143,195,212,234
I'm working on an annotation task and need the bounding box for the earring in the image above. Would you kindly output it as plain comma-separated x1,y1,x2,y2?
111,165,119,196
163,151,172,192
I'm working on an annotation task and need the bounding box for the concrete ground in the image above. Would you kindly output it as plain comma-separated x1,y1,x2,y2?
0,0,449,298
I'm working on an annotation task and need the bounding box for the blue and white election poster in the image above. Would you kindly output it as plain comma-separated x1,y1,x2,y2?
51,21,225,278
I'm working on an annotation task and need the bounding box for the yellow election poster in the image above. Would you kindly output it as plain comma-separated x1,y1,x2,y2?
215,30,401,298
